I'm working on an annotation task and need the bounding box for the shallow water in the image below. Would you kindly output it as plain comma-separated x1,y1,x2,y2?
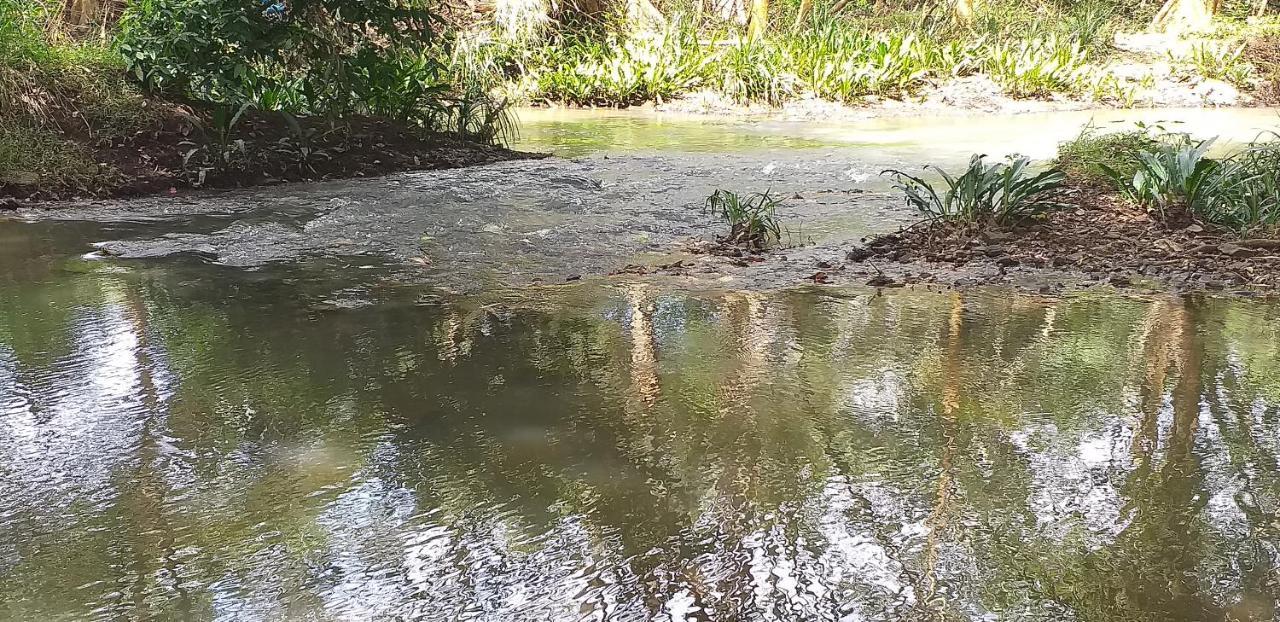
514,106,1280,162
3,108,1280,621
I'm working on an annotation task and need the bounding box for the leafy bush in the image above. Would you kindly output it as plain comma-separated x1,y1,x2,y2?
115,0,512,142
704,189,784,250
117,0,445,113
1102,134,1280,232
883,154,1066,224
1100,138,1219,221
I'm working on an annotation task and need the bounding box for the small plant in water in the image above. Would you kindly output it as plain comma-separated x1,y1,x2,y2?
882,154,1066,224
704,189,783,251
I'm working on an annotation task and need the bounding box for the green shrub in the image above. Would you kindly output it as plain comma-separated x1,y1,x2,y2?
1100,138,1219,221
704,189,784,250
883,154,1066,224
1103,134,1280,232
115,0,517,143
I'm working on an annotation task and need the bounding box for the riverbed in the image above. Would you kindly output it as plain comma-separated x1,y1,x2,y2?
2,109,1279,621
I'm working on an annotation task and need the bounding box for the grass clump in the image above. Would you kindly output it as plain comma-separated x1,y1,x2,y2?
529,23,709,106
883,154,1066,224
1055,123,1169,184
703,189,784,251
982,36,1092,97
1101,137,1217,222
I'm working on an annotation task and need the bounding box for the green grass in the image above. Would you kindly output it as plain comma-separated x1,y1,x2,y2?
982,35,1092,97
883,154,1066,224
1055,123,1170,184
1100,133,1280,232
704,188,784,250
1170,41,1256,87
0,0,143,189
515,17,1108,107
1,0,149,131
0,121,101,189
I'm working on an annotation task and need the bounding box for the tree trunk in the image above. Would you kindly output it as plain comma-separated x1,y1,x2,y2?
793,0,812,30
1254,0,1269,17
747,0,769,40
1151,0,1219,33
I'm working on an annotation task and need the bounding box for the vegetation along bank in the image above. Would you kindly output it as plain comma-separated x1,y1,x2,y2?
7,0,1280,203
0,0,528,203
833,124,1280,293
465,0,1280,111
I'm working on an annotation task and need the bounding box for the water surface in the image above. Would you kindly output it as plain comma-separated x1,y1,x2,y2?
3,109,1280,621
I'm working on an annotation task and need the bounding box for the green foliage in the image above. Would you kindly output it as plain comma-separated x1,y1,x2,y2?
1060,0,1120,51
515,11,1114,106
114,0,514,143
0,0,148,189
1211,136,1280,230
1095,131,1280,231
1100,137,1219,221
715,38,798,105
1170,41,1256,87
788,29,932,101
1055,123,1168,184
1,0,147,132
0,121,100,189
703,189,784,250
530,22,709,105
983,36,1092,97
117,0,440,112
883,154,1066,224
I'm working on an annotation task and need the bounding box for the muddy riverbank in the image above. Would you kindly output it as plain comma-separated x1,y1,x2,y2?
0,111,537,204
839,185,1280,294
9,107,1280,297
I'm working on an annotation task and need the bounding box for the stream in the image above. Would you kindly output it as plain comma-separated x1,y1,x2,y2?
2,108,1279,621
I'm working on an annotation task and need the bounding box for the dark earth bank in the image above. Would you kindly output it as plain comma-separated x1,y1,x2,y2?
0,108,539,205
